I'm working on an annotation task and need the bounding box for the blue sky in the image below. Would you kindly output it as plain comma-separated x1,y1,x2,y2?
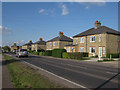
2,2,118,46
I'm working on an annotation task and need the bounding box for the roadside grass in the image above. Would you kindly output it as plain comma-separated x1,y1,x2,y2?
97,58,120,62
4,55,62,88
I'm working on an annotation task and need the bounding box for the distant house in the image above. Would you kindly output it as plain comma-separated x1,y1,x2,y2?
64,21,120,57
22,40,33,51
31,38,46,51
46,32,73,50
11,43,22,52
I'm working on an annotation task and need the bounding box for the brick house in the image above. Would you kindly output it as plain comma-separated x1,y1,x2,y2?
64,21,120,57
11,43,22,52
46,32,73,50
22,40,33,51
31,38,46,51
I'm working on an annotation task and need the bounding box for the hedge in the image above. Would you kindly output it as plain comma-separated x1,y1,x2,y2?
37,49,45,52
44,50,52,56
68,52,83,60
82,52,89,57
62,52,70,59
32,51,39,55
39,52,45,56
52,49,66,58
106,53,120,58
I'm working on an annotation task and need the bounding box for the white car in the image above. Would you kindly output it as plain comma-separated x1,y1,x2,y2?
16,49,28,58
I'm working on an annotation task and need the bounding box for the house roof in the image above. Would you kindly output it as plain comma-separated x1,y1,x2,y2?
73,26,120,38
23,42,33,46
47,35,73,42
33,40,46,45
64,44,77,47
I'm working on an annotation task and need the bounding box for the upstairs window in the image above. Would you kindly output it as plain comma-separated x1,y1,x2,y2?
99,35,101,42
53,42,55,46
49,42,52,46
80,37,84,43
75,38,78,44
89,47,95,53
90,36,95,42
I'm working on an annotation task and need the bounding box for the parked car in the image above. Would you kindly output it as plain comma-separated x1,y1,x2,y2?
16,49,28,58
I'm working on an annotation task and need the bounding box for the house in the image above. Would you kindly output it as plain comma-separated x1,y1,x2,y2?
22,40,33,51
11,43,22,52
64,21,120,57
31,38,46,51
46,32,73,50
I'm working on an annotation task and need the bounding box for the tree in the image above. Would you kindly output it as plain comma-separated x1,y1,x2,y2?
2,46,10,52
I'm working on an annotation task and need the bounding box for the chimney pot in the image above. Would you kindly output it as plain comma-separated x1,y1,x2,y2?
40,38,42,41
59,32,63,37
94,20,101,29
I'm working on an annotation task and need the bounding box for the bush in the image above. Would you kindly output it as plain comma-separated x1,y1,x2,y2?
37,49,45,52
106,53,120,58
44,50,52,56
39,52,45,56
62,52,70,59
32,51,39,55
28,50,32,53
68,52,83,60
82,52,89,57
52,49,66,58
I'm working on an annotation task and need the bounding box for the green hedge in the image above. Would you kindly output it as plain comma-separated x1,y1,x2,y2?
68,52,83,60
44,50,52,56
106,53,120,58
82,52,89,57
32,51,39,55
39,52,45,56
52,49,66,58
62,52,70,59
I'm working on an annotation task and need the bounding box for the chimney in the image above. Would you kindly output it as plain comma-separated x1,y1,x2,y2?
94,20,101,29
29,40,32,43
59,32,63,37
40,38,42,41
14,43,17,46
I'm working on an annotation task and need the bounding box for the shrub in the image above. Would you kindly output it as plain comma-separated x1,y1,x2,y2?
37,49,45,52
28,50,32,53
82,52,89,57
68,52,83,60
32,51,39,55
106,53,120,58
44,50,52,56
39,52,45,56
62,52,70,59
52,49,66,58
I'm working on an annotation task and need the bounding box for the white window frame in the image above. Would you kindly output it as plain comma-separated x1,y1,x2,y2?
99,35,101,42
49,42,52,46
89,47,95,53
80,37,84,43
90,36,95,42
75,38,78,44
71,47,74,52
80,47,84,52
66,47,69,52
103,47,105,54
53,42,55,46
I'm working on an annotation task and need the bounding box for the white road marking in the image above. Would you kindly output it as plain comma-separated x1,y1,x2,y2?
106,72,118,75
22,61,88,89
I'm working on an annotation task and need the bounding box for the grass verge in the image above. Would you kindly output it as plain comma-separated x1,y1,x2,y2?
4,55,61,88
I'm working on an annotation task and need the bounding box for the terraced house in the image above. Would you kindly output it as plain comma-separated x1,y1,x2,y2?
31,38,46,51
64,21,120,57
11,43,22,52
46,32,73,50
22,40,33,51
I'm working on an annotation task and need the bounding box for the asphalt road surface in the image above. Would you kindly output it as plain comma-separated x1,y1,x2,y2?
6,52,120,89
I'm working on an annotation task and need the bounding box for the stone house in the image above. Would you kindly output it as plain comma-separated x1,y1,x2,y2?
11,43,22,52
64,21,120,57
46,32,73,50
31,38,46,51
22,40,33,51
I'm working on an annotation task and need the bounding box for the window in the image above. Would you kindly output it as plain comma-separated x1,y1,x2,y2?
53,42,55,46
66,48,69,52
89,47,95,53
49,42,52,46
90,36,95,42
80,47,84,52
103,47,105,54
99,35,101,42
80,37,84,43
75,38,78,44
71,48,74,52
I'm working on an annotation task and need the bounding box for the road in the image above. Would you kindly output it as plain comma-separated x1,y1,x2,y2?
6,53,120,89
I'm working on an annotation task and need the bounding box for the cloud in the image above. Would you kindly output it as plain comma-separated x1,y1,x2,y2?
39,9,45,13
85,6,90,9
0,25,11,35
61,4,69,15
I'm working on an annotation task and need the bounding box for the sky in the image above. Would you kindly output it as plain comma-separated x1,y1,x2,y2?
1,2,119,47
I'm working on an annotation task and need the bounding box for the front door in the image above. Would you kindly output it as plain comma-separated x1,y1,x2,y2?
99,47,102,57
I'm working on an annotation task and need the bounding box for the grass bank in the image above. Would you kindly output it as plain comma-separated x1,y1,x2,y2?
4,55,61,88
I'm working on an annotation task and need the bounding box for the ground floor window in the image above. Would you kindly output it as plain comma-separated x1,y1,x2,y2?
66,48,69,52
80,47,84,52
89,47,95,53
71,48,74,52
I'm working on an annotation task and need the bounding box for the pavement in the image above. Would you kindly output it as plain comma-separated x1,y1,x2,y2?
6,52,120,89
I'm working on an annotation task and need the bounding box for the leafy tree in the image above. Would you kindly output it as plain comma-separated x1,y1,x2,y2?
2,46,10,51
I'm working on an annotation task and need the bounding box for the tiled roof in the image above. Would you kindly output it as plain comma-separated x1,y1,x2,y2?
73,26,120,38
64,44,77,47
33,40,46,45
23,42,33,46
47,35,73,42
